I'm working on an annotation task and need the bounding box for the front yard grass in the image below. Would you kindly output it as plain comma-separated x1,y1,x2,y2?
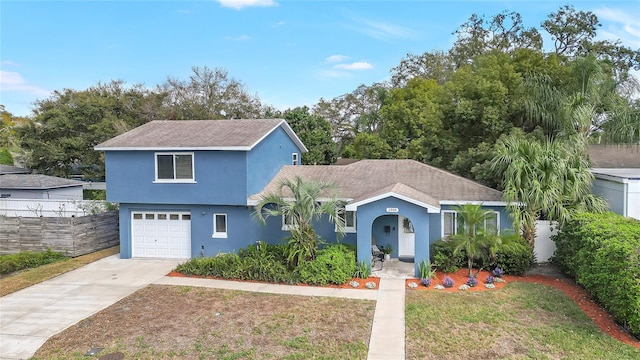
33,284,375,360
0,246,119,297
406,282,640,359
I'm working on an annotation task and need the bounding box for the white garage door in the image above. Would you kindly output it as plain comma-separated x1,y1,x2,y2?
131,211,191,258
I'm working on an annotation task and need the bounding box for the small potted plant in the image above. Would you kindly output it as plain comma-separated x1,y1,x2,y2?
382,244,392,260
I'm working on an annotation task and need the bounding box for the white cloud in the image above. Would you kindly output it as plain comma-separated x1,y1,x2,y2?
224,34,251,41
0,70,50,96
273,21,285,28
325,54,349,63
1,60,20,66
349,17,414,40
594,6,640,48
215,0,277,10
333,61,374,70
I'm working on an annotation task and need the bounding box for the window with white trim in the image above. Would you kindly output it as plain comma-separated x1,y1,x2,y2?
282,214,297,231
155,153,194,182
442,210,500,238
336,209,356,233
292,153,299,165
213,213,227,238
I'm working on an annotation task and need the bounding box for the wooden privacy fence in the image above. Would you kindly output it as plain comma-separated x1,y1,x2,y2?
0,211,119,257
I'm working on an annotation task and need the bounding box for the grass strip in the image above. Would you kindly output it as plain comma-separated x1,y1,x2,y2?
0,246,119,297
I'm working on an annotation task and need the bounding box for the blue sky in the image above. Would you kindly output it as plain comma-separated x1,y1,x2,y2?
1,0,639,117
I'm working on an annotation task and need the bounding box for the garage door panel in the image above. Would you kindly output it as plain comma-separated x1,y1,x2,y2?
131,211,191,259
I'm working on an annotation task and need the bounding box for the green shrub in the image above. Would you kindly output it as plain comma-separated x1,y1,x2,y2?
0,249,67,274
431,236,532,275
430,240,464,273
552,212,640,337
297,244,356,285
494,236,533,275
353,261,371,279
0,148,13,166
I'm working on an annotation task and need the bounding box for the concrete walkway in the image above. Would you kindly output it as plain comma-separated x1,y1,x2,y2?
2,257,407,359
368,278,406,359
0,255,179,360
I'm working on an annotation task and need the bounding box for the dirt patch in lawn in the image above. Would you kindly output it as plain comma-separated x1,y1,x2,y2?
406,268,640,349
33,285,375,360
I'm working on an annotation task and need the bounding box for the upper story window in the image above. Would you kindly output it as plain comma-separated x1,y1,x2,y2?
155,153,195,182
442,210,499,238
337,209,356,233
292,153,299,165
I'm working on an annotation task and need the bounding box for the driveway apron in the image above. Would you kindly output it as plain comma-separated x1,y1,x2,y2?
0,255,179,360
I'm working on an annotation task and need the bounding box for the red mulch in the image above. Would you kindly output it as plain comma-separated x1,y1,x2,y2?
406,269,640,349
166,271,380,290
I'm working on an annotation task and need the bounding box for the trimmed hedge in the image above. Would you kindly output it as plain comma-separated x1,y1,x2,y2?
0,249,67,274
552,212,640,337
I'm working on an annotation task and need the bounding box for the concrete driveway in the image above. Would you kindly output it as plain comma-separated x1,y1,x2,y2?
0,255,180,360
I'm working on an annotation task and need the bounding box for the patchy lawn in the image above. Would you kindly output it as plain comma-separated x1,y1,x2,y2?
0,246,119,297
33,285,375,360
406,282,640,360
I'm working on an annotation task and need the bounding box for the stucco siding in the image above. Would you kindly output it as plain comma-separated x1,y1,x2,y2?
627,181,640,219
105,150,248,205
247,126,301,197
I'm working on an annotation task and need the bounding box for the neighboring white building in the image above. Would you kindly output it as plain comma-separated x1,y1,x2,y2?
589,145,640,220
591,169,640,220
0,165,85,200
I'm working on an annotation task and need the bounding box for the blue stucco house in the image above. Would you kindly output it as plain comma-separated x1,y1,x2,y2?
96,119,509,276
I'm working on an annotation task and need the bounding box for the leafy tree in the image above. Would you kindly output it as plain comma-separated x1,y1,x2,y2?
283,106,336,165
313,83,388,156
157,66,268,120
379,78,448,163
390,50,454,87
17,80,161,178
343,133,391,159
491,133,607,248
253,176,345,267
450,11,542,67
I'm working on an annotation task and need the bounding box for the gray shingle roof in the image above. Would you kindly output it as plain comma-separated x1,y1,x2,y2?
0,165,31,175
588,145,640,168
0,174,85,189
250,159,503,208
94,119,307,151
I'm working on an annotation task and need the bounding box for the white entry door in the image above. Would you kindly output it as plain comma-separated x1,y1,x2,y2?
131,211,191,258
398,216,415,257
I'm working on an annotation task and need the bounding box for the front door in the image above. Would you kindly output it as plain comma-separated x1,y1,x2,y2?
398,216,415,257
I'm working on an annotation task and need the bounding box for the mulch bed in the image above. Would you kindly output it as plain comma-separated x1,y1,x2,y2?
406,268,640,349
167,271,380,290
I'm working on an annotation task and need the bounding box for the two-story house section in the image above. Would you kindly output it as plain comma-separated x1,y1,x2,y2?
95,119,307,259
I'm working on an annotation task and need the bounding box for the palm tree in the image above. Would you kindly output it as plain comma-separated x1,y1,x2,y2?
448,204,496,277
253,176,345,267
492,133,607,248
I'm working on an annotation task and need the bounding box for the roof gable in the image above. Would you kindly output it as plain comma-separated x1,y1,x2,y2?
95,119,307,152
250,159,504,208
